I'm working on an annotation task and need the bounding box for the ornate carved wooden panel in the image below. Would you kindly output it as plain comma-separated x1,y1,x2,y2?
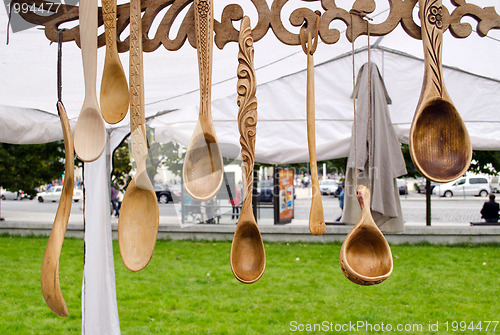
14,0,500,52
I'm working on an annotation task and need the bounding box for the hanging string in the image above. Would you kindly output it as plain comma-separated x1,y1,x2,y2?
367,20,373,193
350,14,358,191
57,29,64,103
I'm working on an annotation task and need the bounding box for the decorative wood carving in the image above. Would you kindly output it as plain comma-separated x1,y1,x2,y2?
237,16,258,205
15,0,500,52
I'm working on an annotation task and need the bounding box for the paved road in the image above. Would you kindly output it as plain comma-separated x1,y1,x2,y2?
0,191,486,226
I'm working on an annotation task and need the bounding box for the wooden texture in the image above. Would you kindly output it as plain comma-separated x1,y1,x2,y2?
340,185,393,286
230,16,266,284
100,0,130,124
182,0,224,201
40,101,73,317
118,0,159,272
409,0,472,183
73,0,106,162
300,13,326,236
16,0,500,51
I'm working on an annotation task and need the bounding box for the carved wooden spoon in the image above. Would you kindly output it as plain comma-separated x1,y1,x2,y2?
182,0,224,201
230,16,265,284
74,0,106,162
340,185,393,286
118,0,159,272
41,102,73,317
100,0,129,124
409,0,472,183
300,14,325,236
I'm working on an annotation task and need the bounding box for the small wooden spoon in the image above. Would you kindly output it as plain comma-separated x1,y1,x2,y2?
100,0,129,124
182,0,224,201
409,0,472,183
41,102,73,317
300,14,326,236
74,0,106,162
118,0,159,272
340,185,393,286
230,16,265,284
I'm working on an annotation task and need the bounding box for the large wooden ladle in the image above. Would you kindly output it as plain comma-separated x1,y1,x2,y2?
182,0,224,201
340,185,393,286
100,0,129,124
73,0,106,162
409,0,472,183
230,16,266,284
300,13,326,236
40,102,73,317
118,0,159,272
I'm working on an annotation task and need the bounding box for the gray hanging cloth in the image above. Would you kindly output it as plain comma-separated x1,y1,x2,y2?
342,62,407,233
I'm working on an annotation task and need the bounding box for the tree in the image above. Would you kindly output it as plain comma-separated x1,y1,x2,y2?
0,142,65,198
111,139,132,189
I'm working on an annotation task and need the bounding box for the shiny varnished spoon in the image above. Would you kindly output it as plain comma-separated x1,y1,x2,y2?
340,185,393,286
409,0,472,183
74,0,106,162
41,101,73,317
100,0,129,124
230,16,266,284
118,0,159,272
182,0,224,201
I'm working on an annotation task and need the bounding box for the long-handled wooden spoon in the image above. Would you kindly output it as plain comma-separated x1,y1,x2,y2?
100,0,129,124
230,16,265,284
340,185,393,286
74,0,106,162
182,0,224,201
409,0,472,183
118,0,159,272
300,13,325,236
41,101,73,317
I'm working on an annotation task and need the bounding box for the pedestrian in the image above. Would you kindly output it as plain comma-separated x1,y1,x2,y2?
230,184,242,220
480,193,499,223
335,182,345,222
111,186,120,217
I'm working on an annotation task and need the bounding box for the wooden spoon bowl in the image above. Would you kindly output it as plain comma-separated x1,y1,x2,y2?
340,185,393,286
118,179,159,271
411,98,471,182
183,122,224,201
230,219,266,283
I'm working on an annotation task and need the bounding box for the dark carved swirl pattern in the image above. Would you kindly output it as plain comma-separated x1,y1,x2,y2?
237,16,258,205
423,0,444,97
13,0,500,51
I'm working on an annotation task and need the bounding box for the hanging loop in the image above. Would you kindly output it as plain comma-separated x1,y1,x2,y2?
299,11,321,56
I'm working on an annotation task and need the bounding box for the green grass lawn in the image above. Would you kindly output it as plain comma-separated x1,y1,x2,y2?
0,235,499,334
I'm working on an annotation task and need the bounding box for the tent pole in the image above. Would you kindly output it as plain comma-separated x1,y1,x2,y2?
426,179,431,226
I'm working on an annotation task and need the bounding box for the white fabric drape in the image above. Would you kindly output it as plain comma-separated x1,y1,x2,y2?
82,136,120,335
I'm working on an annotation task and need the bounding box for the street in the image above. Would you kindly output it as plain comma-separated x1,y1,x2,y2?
0,190,486,226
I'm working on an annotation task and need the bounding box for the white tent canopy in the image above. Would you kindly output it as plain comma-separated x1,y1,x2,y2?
1,1,500,161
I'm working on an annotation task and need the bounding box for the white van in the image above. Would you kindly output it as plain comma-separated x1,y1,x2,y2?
433,176,491,198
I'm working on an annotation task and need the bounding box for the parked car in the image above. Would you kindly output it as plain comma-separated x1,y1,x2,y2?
416,180,438,193
397,179,408,195
154,184,177,204
1,188,19,200
37,186,83,202
432,176,491,197
319,179,338,196
490,176,500,193
256,180,274,202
